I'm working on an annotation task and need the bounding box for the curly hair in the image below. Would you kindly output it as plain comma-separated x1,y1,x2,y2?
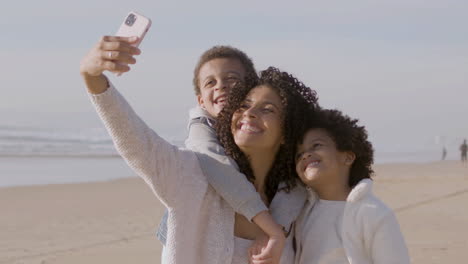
192,45,257,95
300,109,375,188
216,67,320,203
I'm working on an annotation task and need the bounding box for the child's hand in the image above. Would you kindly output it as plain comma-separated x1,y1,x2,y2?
248,232,285,264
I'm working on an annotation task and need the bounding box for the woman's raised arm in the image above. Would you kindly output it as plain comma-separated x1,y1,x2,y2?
81,36,197,208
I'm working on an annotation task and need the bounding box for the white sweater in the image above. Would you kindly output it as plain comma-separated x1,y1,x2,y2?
89,84,305,264
294,179,410,264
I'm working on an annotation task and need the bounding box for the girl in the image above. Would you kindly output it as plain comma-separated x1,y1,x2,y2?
293,109,410,264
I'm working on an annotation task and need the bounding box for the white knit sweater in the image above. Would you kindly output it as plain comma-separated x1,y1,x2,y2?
294,179,410,264
89,84,305,264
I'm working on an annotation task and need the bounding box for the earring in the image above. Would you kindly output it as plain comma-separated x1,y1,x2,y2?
345,154,355,165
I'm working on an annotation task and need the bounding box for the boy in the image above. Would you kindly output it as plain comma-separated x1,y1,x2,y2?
293,109,410,264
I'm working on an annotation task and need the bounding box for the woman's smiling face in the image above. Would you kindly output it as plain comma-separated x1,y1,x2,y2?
231,85,284,155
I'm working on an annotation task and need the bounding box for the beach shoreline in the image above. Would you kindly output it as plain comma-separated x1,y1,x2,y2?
0,156,135,188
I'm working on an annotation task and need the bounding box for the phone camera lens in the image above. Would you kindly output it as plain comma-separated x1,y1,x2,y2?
125,14,137,26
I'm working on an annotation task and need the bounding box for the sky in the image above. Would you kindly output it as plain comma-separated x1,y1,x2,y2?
1,0,467,157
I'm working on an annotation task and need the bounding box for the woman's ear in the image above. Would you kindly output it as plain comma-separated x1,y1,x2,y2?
344,152,356,166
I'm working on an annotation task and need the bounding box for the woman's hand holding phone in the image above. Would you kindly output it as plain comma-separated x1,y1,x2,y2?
80,11,150,77
79,36,141,94
80,12,151,94
80,36,141,77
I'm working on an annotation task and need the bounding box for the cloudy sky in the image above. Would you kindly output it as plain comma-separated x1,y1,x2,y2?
1,0,467,156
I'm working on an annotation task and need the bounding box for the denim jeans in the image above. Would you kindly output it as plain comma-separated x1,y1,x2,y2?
156,209,168,245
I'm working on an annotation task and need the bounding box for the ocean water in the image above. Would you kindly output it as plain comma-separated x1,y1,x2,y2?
0,125,185,187
0,125,460,187
0,125,187,157
0,125,117,157
0,125,454,161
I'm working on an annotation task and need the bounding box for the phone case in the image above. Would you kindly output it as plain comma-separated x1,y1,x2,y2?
116,11,152,47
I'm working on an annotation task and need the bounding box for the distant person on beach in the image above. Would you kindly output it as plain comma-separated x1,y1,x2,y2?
442,146,447,161
461,139,468,163
293,108,410,263
80,35,319,264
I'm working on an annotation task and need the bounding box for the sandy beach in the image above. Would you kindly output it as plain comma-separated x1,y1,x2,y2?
1,158,467,264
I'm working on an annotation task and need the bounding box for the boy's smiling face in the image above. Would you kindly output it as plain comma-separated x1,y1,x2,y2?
197,58,246,117
295,128,355,191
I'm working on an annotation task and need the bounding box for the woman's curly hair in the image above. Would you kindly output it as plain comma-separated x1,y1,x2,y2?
216,67,320,203
301,108,375,187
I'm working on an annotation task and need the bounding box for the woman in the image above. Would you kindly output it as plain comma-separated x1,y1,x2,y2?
81,38,319,264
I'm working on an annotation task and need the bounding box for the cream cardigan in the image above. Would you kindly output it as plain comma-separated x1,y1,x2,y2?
294,179,410,264
89,84,305,264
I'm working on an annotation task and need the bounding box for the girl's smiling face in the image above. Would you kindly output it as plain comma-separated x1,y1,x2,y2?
295,128,355,191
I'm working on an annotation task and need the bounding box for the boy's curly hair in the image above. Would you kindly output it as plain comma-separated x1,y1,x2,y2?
216,67,319,203
301,109,375,187
192,45,257,95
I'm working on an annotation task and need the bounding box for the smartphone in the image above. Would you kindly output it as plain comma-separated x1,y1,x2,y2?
116,11,152,47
